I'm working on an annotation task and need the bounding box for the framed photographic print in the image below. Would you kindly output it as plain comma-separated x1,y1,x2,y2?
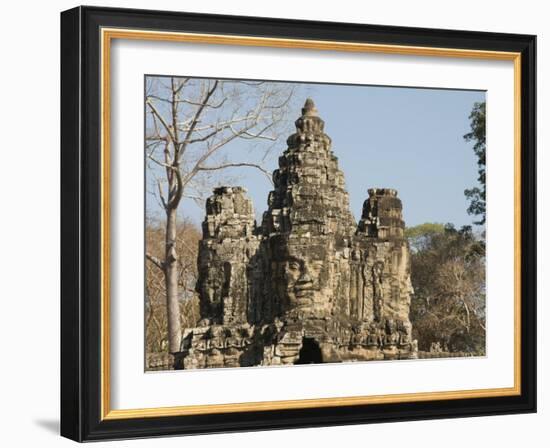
60,6,536,442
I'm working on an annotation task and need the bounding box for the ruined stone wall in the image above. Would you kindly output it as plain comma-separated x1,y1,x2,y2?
177,99,417,370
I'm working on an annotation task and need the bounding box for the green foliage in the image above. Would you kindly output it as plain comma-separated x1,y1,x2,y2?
405,222,445,252
409,223,486,353
464,101,486,225
405,222,446,239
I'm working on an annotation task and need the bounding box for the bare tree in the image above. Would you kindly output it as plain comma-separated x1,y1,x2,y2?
145,76,296,353
145,217,201,355
408,224,486,353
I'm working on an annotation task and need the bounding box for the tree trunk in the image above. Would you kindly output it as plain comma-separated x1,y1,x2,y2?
165,206,181,353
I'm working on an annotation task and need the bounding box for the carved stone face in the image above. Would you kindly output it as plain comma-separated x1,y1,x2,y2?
279,241,333,315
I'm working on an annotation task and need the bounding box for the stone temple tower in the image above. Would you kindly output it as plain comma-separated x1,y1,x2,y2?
177,99,416,369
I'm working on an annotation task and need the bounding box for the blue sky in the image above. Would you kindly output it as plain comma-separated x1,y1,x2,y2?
146,79,485,229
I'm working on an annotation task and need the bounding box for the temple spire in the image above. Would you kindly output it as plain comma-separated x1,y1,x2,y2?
302,98,319,117
292,97,326,140
179,98,417,370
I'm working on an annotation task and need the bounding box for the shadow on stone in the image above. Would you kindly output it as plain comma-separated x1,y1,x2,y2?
295,338,323,364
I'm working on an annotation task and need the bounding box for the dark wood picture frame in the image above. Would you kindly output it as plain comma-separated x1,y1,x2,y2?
61,5,536,442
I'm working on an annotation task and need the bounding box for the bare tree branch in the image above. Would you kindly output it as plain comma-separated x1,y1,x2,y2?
238,123,276,141
167,166,184,209
181,80,220,148
197,162,274,185
146,99,175,142
156,178,167,209
146,253,165,271
176,97,227,109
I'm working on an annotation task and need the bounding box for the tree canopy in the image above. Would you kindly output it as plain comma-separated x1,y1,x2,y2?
405,222,445,252
407,223,486,353
464,101,486,225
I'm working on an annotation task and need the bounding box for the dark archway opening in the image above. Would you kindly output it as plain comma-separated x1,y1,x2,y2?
295,338,323,364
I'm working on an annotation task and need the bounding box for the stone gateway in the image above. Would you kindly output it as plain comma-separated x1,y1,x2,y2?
176,99,417,369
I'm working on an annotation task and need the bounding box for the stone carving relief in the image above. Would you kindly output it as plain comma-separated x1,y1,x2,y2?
176,99,417,369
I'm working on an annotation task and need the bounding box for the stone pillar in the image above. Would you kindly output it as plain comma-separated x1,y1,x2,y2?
357,188,405,239
355,188,414,348
196,186,260,325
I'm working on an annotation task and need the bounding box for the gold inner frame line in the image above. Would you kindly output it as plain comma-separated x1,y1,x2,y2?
100,27,522,421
